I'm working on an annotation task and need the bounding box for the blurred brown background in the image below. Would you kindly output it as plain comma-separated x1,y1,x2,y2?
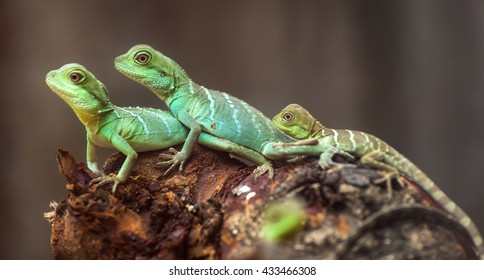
1,0,483,259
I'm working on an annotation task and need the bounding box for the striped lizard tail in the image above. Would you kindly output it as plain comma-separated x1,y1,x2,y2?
383,145,484,257
329,129,484,257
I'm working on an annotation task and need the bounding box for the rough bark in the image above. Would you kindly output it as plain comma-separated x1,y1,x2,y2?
45,145,478,259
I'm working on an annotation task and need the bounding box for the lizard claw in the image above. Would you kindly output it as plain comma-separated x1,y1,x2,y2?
157,147,187,176
90,175,121,193
253,162,274,180
373,171,405,199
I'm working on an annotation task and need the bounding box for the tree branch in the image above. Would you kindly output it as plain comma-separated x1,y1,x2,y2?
45,146,477,259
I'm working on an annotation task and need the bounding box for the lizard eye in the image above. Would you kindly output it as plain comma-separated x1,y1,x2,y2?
282,112,294,122
134,50,151,65
68,71,86,84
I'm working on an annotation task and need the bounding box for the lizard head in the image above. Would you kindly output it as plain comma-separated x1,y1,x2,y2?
114,44,189,101
46,63,111,124
272,104,323,139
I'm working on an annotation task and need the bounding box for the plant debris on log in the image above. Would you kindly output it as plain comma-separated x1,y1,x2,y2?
44,145,478,259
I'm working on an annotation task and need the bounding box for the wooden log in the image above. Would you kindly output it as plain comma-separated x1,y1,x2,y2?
44,146,477,259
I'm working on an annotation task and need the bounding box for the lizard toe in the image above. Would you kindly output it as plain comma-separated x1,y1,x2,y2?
158,151,188,176
253,162,274,180
90,175,122,193
162,163,178,176
373,171,405,199
111,181,120,193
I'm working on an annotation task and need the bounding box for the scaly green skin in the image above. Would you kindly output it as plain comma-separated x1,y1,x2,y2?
271,103,484,257
46,63,268,192
114,44,304,178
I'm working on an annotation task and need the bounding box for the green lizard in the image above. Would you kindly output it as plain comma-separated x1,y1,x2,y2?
114,44,317,178
271,103,483,256
46,63,270,192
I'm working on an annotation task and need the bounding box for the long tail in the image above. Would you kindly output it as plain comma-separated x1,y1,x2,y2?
386,147,484,258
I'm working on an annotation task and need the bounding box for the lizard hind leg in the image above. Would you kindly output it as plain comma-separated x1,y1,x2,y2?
360,150,405,198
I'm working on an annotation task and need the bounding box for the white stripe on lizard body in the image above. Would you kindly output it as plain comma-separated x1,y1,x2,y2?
222,92,242,139
202,86,216,124
117,107,150,135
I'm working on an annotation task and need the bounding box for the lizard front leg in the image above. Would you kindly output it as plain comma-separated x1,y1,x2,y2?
264,142,354,169
271,138,319,147
86,135,104,176
157,110,201,175
90,133,138,193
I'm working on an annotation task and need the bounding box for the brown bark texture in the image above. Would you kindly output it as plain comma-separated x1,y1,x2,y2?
45,145,478,259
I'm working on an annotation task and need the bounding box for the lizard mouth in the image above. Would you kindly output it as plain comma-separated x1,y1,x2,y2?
46,80,75,99
46,76,65,95
45,73,78,101
114,58,146,81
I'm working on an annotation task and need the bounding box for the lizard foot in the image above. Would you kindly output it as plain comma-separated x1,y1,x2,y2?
319,149,355,169
373,171,405,199
90,174,121,193
156,147,187,176
253,162,274,180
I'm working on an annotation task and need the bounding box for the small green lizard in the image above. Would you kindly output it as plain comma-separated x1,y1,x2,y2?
114,45,317,178
271,103,483,256
46,63,270,192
